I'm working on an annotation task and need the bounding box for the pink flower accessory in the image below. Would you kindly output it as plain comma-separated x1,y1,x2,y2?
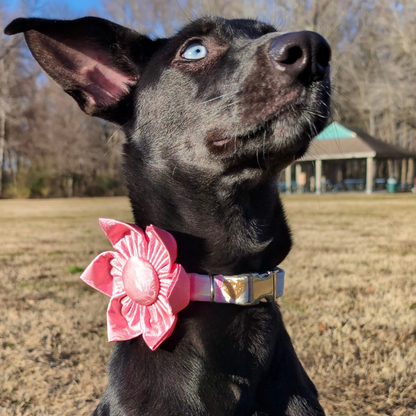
80,218,190,350
80,218,285,350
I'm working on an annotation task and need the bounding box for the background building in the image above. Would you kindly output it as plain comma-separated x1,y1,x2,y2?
284,122,416,194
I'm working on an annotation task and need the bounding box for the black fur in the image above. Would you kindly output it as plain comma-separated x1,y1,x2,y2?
5,16,331,415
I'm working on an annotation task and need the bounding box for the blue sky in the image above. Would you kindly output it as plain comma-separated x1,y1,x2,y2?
4,0,169,37
6,0,106,17
56,0,104,14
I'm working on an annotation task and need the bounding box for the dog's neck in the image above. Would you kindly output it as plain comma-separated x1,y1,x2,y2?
124,150,292,276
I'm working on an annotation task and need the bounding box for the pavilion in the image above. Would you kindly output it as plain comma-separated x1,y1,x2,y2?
284,122,416,194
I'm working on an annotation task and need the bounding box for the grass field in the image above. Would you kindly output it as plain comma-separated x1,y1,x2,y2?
0,195,415,416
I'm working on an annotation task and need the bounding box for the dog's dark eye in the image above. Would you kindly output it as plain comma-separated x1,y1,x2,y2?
183,43,208,60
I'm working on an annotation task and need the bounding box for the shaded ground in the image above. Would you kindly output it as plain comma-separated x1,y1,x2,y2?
0,195,415,415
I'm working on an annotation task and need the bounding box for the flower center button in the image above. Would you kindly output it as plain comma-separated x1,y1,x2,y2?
122,257,160,305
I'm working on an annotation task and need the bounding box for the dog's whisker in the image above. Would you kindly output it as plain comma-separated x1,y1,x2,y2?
105,121,129,144
201,91,239,104
216,100,240,111
256,147,261,169
103,135,126,158
306,110,328,120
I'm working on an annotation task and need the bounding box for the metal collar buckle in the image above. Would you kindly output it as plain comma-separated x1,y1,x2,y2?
246,267,285,305
207,266,285,306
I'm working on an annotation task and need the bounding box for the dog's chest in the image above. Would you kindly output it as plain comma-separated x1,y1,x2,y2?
110,302,278,415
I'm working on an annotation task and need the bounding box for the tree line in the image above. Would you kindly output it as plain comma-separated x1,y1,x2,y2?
0,0,415,198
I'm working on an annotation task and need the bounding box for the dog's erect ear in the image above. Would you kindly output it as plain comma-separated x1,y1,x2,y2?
5,17,164,124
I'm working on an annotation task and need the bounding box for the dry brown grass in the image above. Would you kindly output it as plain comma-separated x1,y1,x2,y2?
0,195,415,415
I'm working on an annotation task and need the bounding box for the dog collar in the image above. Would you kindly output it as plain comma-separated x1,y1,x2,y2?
80,218,284,350
190,268,284,305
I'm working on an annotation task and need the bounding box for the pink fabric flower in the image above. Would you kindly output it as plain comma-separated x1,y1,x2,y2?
80,218,190,350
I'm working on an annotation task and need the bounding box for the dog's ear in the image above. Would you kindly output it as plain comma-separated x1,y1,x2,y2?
5,17,165,124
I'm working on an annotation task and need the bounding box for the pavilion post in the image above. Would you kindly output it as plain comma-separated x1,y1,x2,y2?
407,158,414,185
315,160,322,195
401,159,408,185
295,164,302,194
285,165,291,194
366,157,374,194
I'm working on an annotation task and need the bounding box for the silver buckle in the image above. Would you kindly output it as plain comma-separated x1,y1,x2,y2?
249,267,285,305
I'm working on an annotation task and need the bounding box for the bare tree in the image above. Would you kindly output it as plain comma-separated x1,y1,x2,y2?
0,5,23,197
2,0,415,199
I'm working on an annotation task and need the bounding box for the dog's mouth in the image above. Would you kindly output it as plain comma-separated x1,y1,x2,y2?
208,106,295,147
206,96,327,160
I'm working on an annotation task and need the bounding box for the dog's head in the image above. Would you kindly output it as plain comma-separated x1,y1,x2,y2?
5,16,331,272
5,16,330,175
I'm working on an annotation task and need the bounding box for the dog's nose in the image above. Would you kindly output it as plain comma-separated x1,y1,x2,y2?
269,31,331,83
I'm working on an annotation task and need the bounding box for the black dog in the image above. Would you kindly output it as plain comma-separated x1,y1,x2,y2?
5,15,331,416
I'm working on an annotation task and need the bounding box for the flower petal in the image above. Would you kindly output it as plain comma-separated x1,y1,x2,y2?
166,264,190,315
121,296,143,335
99,218,148,255
109,254,127,297
107,295,142,342
141,300,176,350
80,251,115,297
145,225,177,274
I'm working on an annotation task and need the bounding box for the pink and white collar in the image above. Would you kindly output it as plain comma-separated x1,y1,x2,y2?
80,218,284,350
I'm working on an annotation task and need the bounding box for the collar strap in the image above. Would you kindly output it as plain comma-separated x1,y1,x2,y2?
189,267,284,306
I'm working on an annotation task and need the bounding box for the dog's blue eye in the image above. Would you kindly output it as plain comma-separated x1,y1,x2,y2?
183,44,208,60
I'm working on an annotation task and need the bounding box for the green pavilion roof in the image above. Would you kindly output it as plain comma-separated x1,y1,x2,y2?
315,122,356,140
301,122,416,161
